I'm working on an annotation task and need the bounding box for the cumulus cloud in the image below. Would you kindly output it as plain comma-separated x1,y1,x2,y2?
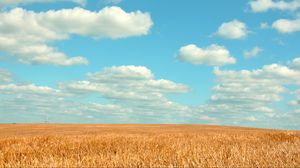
0,70,138,122
1,62,300,127
272,17,300,33
88,66,154,81
215,20,248,39
0,84,62,95
243,46,263,58
0,0,86,7
60,65,189,101
177,44,236,66
289,57,300,70
197,60,300,126
0,69,12,83
58,65,192,123
249,0,300,13
0,7,153,66
0,65,191,123
0,81,79,122
0,93,131,123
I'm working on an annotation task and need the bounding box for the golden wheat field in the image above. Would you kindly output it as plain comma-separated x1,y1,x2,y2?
0,124,299,167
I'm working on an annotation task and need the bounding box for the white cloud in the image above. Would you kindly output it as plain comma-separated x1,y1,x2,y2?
0,83,62,95
0,65,192,123
215,63,300,86
58,65,192,123
0,72,138,122
211,67,286,105
289,57,300,70
0,69,12,83
272,17,300,33
243,46,263,58
197,59,300,126
215,20,248,39
1,62,300,127
88,66,154,81
40,7,152,38
0,0,86,7
0,7,153,66
60,65,189,101
0,94,131,123
249,0,300,13
177,44,236,66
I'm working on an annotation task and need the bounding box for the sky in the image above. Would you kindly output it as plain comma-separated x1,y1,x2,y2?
0,0,300,130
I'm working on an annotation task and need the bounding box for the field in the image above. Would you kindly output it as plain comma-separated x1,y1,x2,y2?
0,124,299,167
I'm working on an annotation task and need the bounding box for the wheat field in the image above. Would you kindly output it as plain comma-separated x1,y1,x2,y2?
0,124,299,167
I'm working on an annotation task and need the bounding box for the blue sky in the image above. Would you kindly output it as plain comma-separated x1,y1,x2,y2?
0,0,300,129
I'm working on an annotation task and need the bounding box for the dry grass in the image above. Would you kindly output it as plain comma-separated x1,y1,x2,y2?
0,124,299,167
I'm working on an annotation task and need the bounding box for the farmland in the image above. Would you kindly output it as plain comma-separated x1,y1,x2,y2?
0,124,299,167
